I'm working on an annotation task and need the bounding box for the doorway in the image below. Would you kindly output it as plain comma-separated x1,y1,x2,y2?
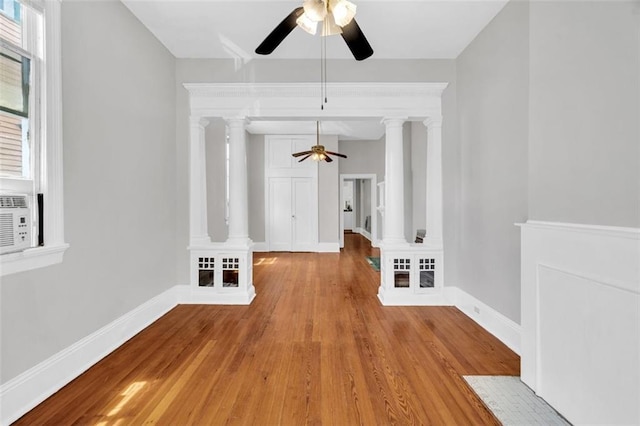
340,174,377,249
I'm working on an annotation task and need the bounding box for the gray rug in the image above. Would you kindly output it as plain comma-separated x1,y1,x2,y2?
464,376,571,425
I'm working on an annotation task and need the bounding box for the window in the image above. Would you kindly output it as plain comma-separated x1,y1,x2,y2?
0,0,67,276
1,0,39,188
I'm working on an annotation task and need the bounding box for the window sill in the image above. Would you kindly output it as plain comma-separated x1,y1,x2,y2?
0,243,69,277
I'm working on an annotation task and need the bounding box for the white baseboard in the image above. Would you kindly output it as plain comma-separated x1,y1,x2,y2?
252,242,268,252
252,242,339,253
0,286,179,426
317,242,340,253
354,227,372,242
377,286,451,306
177,285,256,305
446,287,521,355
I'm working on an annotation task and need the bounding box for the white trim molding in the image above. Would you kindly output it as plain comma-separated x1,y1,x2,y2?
0,0,68,277
0,286,179,425
317,242,340,253
339,174,378,249
0,243,69,276
183,82,448,119
518,220,639,425
446,287,521,355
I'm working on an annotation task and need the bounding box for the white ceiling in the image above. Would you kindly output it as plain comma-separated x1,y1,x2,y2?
121,0,508,139
121,0,509,60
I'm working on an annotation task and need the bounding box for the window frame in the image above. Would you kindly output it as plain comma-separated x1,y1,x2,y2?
1,0,67,277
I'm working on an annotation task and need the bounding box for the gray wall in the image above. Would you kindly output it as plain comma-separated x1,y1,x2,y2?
411,122,427,237
403,123,414,242
248,134,266,242
318,135,340,243
455,0,529,323
361,179,372,232
0,1,176,383
528,0,639,227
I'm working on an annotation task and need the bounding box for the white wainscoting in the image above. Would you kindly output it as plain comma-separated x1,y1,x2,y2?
519,220,640,425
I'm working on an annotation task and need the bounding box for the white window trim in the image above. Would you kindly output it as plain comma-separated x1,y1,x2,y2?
1,0,68,277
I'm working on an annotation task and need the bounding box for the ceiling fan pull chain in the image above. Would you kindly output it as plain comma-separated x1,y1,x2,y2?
320,25,324,110
324,19,328,106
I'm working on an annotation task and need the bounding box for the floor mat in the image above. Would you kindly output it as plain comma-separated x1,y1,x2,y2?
464,376,571,425
365,256,380,271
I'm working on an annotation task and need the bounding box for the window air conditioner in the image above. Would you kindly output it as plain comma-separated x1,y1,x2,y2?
0,195,32,254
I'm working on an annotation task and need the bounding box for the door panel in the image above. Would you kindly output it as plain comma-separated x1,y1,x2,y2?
268,138,294,169
268,178,292,251
292,178,314,251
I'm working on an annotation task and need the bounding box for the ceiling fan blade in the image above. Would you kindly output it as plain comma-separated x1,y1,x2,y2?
256,7,304,55
325,151,347,159
324,154,334,163
298,153,313,162
292,150,313,157
340,18,373,61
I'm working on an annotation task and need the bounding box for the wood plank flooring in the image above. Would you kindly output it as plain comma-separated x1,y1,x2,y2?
15,234,519,425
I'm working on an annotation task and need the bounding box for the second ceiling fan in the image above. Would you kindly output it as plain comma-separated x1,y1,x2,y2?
292,122,347,163
255,0,373,61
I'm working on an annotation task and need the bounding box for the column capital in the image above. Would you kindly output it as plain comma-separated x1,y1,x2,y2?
224,117,249,127
381,117,408,127
423,115,443,128
190,116,210,128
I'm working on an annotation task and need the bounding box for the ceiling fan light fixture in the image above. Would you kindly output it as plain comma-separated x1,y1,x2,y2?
312,152,326,161
302,0,327,22
330,0,356,27
321,13,343,36
296,13,319,35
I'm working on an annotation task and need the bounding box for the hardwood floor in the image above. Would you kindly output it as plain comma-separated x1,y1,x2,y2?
15,234,519,425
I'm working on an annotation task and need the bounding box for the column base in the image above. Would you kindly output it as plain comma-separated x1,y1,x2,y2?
189,235,212,248
422,238,443,249
225,237,253,248
379,239,410,248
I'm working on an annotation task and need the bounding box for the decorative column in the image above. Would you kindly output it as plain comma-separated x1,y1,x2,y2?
189,116,211,246
382,117,408,245
424,116,443,247
226,117,252,246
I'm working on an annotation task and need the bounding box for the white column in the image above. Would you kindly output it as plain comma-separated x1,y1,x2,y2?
189,116,211,246
424,116,443,247
382,117,408,245
226,117,252,246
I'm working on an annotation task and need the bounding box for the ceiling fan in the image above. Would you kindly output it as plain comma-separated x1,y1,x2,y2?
255,0,374,61
292,122,348,163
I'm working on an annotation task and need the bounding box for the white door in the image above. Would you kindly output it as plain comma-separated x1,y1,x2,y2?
268,178,293,251
268,177,315,251
292,177,314,251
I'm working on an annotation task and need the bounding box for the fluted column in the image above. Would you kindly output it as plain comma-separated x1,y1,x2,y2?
382,117,408,245
226,117,252,246
424,116,443,247
189,117,211,246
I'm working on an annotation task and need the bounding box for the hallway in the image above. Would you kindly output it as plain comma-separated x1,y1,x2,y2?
16,234,519,425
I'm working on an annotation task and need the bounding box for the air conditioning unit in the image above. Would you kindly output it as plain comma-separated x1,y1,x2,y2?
0,195,32,255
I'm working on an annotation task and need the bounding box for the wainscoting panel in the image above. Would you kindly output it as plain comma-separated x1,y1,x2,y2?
519,220,639,425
